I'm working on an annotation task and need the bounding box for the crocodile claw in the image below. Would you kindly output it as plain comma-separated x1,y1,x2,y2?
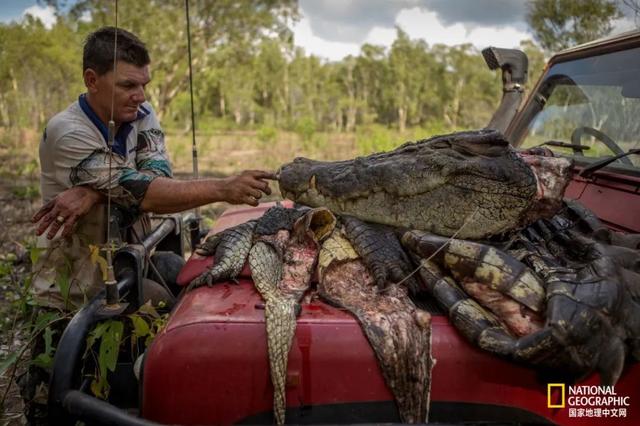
342,216,419,293
187,220,256,291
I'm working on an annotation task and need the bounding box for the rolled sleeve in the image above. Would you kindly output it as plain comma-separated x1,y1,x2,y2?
54,131,155,210
135,126,172,179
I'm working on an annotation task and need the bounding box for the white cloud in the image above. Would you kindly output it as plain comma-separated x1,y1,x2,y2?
22,4,56,29
293,5,532,61
395,7,530,50
292,16,362,60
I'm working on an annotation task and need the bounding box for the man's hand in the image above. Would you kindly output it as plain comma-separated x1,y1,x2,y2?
220,170,277,206
140,170,278,213
32,186,103,239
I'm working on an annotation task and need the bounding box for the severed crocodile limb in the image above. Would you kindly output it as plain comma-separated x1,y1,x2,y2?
342,216,420,294
249,208,335,425
188,220,256,290
317,230,433,423
249,237,294,426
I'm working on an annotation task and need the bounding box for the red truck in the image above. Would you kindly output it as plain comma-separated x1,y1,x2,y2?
50,30,640,425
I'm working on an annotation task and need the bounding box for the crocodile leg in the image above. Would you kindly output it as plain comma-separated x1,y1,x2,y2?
249,208,334,425
318,230,433,423
249,239,291,425
342,216,419,294
188,220,256,290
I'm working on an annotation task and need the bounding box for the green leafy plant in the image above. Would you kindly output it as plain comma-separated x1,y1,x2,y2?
86,320,124,399
0,310,70,408
84,302,169,399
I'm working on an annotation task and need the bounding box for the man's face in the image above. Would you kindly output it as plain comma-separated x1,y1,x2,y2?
85,61,151,124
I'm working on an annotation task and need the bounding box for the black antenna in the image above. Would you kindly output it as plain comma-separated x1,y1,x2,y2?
185,0,198,183
185,0,202,249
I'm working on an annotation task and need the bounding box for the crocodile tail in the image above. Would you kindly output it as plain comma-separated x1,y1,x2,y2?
264,299,297,425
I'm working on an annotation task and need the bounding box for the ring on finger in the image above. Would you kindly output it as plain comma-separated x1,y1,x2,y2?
56,215,65,224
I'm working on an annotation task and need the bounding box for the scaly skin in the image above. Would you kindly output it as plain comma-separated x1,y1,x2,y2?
249,240,292,425
402,231,546,313
318,230,433,423
188,220,256,290
279,130,572,239
342,216,420,294
248,208,335,425
406,204,640,385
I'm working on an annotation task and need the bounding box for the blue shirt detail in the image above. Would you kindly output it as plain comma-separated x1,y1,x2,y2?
78,94,149,157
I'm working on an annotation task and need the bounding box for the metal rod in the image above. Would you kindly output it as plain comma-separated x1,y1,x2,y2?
63,390,161,426
141,218,177,252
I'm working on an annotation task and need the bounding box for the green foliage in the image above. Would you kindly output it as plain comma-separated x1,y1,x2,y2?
10,184,40,200
0,352,19,377
0,3,548,137
84,302,168,399
32,326,56,369
128,301,169,349
257,125,278,143
526,0,621,52
355,124,399,155
0,309,69,397
0,17,85,128
86,319,124,399
294,116,316,142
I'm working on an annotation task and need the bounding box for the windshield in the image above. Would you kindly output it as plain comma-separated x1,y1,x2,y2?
515,46,640,174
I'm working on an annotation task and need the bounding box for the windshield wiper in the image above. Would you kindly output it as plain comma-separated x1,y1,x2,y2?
538,140,590,151
579,148,640,178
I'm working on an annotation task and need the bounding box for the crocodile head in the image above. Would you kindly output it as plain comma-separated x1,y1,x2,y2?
278,130,572,239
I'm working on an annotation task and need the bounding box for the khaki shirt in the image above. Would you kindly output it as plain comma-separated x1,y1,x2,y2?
33,95,172,309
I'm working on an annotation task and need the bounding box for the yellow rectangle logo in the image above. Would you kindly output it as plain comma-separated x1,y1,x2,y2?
548,383,565,408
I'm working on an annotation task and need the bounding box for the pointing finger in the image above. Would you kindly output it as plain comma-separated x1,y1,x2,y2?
248,170,277,180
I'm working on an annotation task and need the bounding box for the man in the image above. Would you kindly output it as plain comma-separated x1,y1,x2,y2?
31,26,275,309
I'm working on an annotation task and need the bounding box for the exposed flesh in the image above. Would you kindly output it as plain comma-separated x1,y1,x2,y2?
318,230,433,423
249,208,335,425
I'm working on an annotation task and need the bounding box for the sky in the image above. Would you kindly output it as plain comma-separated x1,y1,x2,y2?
1,0,638,61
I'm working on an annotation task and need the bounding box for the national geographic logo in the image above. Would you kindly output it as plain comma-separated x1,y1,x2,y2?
547,384,631,419
548,384,565,408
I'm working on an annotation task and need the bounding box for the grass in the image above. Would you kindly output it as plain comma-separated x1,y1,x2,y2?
164,126,436,176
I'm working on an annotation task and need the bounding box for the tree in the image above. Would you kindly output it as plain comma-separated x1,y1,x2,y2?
519,40,546,92
0,17,83,128
68,0,298,119
526,0,621,52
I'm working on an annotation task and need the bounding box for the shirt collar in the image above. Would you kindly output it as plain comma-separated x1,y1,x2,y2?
78,94,149,157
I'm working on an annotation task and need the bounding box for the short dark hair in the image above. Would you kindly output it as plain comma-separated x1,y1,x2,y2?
83,27,150,75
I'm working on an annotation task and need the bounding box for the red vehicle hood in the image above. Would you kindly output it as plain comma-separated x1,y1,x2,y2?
143,201,640,425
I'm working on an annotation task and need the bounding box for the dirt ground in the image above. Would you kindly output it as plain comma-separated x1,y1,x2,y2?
0,176,40,425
